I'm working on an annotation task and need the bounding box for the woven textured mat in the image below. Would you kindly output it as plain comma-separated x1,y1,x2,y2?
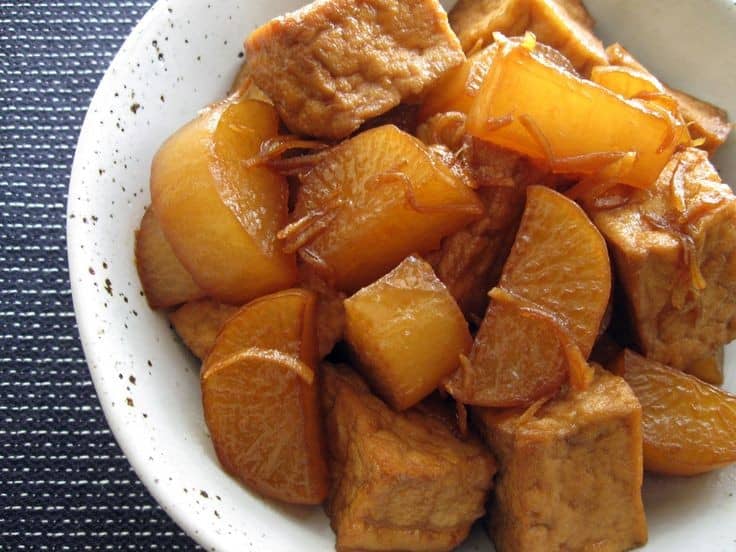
0,2,198,549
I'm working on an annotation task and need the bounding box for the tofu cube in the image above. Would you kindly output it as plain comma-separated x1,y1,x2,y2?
592,148,736,374
667,88,731,155
449,0,606,75
474,368,647,552
322,364,496,552
344,256,472,410
169,299,237,360
246,0,464,139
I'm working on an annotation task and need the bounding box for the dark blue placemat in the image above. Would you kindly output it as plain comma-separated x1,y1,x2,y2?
0,2,198,549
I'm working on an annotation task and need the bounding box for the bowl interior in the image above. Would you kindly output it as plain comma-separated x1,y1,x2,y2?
67,1,736,550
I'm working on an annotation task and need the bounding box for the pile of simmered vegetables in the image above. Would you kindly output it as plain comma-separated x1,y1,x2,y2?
135,0,736,550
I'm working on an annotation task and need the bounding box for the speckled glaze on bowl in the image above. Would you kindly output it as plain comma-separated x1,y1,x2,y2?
67,1,736,550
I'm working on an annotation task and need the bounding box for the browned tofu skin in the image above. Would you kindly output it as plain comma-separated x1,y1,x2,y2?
606,43,732,155
421,126,522,317
420,115,561,319
322,364,495,552
450,0,532,52
592,148,736,374
449,0,606,75
298,263,345,359
227,62,272,103
426,189,519,319
245,0,464,139
474,368,647,552
667,88,732,155
169,299,238,360
686,347,724,385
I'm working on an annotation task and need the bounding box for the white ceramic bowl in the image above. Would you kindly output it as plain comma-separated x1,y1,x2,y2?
68,1,736,550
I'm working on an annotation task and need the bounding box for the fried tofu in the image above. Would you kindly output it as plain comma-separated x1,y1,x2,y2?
298,263,346,359
227,62,272,103
420,116,561,318
425,191,518,320
420,132,535,319
449,0,606,75
322,364,495,551
245,0,464,139
686,347,724,385
474,368,647,552
169,299,238,360
665,88,732,156
592,148,736,374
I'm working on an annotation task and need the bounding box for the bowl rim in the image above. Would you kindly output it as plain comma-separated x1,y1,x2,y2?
66,1,213,548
